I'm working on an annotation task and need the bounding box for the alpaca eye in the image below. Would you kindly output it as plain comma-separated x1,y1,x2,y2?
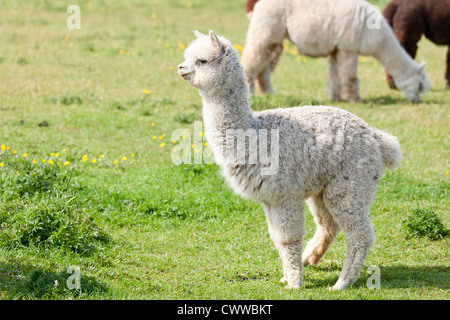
197,59,208,65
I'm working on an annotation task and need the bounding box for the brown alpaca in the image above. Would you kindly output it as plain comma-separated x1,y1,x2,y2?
246,0,259,16
383,0,450,89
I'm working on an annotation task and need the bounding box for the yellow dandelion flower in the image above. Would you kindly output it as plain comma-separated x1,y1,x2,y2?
151,123,155,126
199,132,203,136
32,159,36,164
446,171,449,175
100,154,104,158
172,140,176,144
68,42,73,48
50,153,54,156
152,136,157,140
142,89,151,94
160,143,165,147
204,142,208,146
22,153,27,158
131,153,135,157
119,49,125,55
92,158,97,163
48,159,54,165
159,136,163,140
13,150,17,154
192,144,195,148
7,147,10,150
113,160,118,165
169,66,173,71
1,144,5,151
122,156,127,161
64,161,70,166
194,149,200,153
42,159,46,163
0,162,4,167
233,44,244,52
179,43,187,50
55,152,59,157
62,148,67,152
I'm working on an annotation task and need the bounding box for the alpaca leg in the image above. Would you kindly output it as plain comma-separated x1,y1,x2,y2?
330,214,374,291
255,43,283,94
303,192,340,266
263,200,304,289
446,47,450,89
241,2,287,94
336,50,361,103
323,175,378,290
327,50,341,101
242,43,281,94
385,72,396,90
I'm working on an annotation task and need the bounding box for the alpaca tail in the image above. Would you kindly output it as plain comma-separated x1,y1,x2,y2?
382,1,398,27
374,129,402,170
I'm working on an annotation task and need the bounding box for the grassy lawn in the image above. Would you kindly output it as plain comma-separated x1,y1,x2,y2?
0,0,448,300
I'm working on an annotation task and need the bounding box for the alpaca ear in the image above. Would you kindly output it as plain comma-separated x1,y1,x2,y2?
209,30,225,56
193,30,206,38
419,61,426,71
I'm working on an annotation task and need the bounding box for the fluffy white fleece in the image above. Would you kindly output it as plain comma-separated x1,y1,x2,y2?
241,0,430,103
178,30,401,290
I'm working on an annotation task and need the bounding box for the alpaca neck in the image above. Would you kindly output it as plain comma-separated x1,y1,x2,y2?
374,28,418,83
199,76,253,134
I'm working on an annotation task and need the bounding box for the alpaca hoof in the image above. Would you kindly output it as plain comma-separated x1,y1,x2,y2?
328,95,341,102
349,96,362,104
329,281,349,291
285,283,301,290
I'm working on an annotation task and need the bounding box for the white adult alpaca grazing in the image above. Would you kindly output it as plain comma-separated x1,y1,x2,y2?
178,31,402,290
241,0,430,103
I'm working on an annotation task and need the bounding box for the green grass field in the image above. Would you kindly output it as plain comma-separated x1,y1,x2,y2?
0,0,448,300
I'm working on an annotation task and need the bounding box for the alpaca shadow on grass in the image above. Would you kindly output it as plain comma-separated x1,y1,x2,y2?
362,95,407,106
362,95,442,106
0,259,108,299
304,264,449,290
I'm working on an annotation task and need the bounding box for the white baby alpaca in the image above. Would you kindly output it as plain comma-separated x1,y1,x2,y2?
178,31,401,290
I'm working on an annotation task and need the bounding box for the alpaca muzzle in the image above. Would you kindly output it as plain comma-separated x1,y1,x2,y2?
178,63,192,80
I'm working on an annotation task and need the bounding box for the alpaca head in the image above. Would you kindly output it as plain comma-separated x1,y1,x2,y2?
178,30,242,91
396,62,430,103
